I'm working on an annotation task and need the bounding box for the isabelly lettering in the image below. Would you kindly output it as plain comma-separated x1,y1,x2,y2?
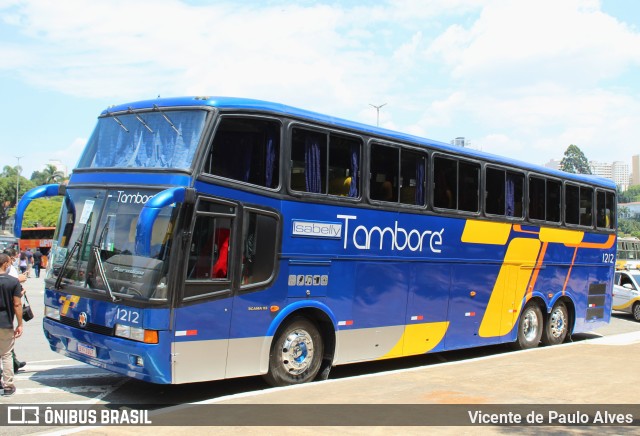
292,221,342,238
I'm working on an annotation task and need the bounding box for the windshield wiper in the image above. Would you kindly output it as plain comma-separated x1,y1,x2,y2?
89,216,119,302
154,104,180,135
111,115,129,132
54,223,89,290
129,107,153,133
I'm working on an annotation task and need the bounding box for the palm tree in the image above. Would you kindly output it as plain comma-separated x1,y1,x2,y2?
41,164,65,183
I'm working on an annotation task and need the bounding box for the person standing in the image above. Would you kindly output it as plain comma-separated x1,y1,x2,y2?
0,252,23,396
25,249,33,278
18,250,28,274
3,248,27,372
32,248,43,279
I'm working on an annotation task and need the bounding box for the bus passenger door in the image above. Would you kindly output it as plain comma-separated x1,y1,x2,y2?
172,198,236,384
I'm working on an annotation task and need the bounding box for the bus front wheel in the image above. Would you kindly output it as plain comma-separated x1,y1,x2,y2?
512,302,543,350
264,317,324,387
541,302,569,346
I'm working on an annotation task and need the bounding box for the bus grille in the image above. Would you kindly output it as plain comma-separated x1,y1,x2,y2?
59,316,114,336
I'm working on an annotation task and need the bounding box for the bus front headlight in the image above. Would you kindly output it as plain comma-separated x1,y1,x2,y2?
45,306,60,320
114,324,159,344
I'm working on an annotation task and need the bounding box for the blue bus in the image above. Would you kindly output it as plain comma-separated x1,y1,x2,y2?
15,97,617,386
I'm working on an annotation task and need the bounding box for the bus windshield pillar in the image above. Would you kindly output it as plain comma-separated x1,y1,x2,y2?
135,187,194,257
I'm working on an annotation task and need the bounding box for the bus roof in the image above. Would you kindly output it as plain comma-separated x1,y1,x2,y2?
102,96,616,190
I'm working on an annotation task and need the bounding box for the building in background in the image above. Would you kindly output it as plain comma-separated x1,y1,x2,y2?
450,137,468,147
589,160,629,191
544,159,562,171
632,155,640,186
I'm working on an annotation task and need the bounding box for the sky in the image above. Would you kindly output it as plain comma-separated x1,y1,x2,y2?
1,0,639,179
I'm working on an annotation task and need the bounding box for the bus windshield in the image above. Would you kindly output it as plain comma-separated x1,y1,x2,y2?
76,109,208,170
49,188,179,301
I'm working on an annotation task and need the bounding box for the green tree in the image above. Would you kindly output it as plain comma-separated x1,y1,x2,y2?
560,144,592,174
620,185,640,203
20,197,63,227
0,166,36,231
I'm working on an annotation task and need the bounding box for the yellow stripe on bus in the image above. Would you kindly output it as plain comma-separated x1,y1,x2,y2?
539,227,584,245
461,220,512,245
479,238,541,338
381,321,449,359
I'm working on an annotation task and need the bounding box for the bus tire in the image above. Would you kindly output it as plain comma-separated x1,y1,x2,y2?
263,317,324,387
541,302,569,346
512,302,543,350
633,302,640,322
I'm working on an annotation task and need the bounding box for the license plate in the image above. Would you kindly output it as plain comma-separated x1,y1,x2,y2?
77,343,97,358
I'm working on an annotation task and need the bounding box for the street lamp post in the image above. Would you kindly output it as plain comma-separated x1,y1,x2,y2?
369,103,387,127
15,156,22,206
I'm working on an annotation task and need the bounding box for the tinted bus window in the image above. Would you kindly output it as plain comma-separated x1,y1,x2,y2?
400,150,427,206
580,186,594,227
434,156,457,209
207,117,280,189
433,157,479,212
546,180,561,223
290,128,361,197
597,190,615,230
529,177,545,221
370,144,399,202
565,184,580,225
486,168,524,218
328,134,361,197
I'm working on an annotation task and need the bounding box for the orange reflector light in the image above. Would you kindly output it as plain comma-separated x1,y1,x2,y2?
270,306,280,312
144,330,159,344
548,293,554,299
470,291,477,297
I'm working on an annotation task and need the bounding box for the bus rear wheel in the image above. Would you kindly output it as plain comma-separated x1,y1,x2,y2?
512,302,543,350
541,302,569,346
264,317,324,387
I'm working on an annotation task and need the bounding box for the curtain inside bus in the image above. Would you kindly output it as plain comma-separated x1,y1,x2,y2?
305,136,322,193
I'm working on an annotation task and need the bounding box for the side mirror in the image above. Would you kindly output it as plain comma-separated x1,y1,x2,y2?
623,283,634,290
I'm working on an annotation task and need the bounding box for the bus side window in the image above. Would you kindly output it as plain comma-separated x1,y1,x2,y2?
529,177,545,221
328,134,361,198
597,190,615,230
565,184,580,225
291,128,327,194
485,167,505,216
579,186,593,227
241,212,278,287
433,156,457,209
400,150,427,206
546,180,561,222
458,161,480,212
369,144,399,202
207,117,280,189
187,216,232,280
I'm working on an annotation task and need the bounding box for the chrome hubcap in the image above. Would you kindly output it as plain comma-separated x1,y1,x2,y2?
549,307,567,339
522,309,539,342
634,305,640,320
280,329,314,375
